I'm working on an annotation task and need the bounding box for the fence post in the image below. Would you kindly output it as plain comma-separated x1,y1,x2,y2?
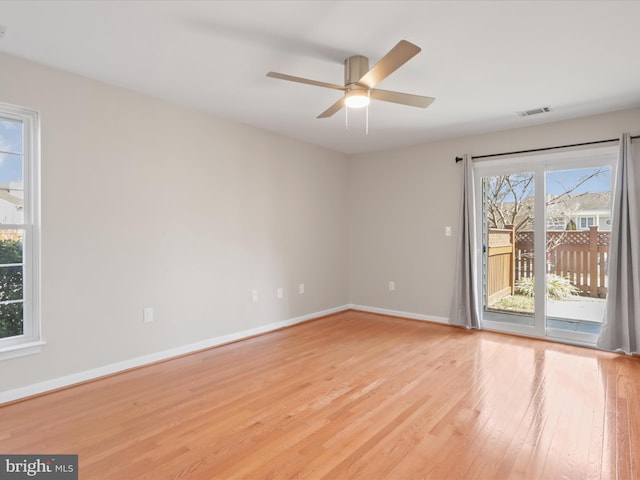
506,224,515,295
589,225,598,298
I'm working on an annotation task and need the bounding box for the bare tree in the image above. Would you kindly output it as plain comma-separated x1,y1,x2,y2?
485,173,534,231
485,168,606,232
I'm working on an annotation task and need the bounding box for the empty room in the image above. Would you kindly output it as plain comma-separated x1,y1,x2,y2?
1,1,639,479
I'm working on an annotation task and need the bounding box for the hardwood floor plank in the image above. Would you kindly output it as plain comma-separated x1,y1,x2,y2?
1,311,639,479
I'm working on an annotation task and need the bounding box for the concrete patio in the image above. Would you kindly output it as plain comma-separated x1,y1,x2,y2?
546,298,605,334
547,298,605,323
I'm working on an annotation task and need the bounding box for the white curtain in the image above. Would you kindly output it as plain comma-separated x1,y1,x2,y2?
597,133,640,353
449,155,481,329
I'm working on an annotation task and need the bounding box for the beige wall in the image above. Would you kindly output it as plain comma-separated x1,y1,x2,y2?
0,52,349,393
348,108,640,318
1,49,639,398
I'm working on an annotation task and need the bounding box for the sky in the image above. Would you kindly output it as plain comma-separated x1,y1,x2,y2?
0,118,23,186
546,167,611,196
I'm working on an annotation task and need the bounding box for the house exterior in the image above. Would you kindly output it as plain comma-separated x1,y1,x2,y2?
0,182,24,241
488,191,611,232
546,191,611,231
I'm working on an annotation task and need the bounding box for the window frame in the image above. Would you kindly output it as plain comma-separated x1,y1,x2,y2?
0,102,42,359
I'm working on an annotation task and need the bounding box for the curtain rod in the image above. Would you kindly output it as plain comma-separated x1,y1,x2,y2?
454,134,640,163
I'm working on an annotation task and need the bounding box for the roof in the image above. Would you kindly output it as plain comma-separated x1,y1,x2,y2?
0,185,23,207
547,191,611,213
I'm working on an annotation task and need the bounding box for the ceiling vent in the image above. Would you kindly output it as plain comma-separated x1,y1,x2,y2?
517,106,552,117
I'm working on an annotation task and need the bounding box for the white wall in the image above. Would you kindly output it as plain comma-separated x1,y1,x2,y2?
0,52,349,393
348,108,640,319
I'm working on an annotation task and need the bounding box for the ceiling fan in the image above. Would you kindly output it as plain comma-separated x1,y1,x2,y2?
266,40,435,119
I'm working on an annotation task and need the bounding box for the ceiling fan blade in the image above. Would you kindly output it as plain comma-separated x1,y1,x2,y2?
358,40,421,89
370,89,435,108
266,72,346,91
317,96,346,118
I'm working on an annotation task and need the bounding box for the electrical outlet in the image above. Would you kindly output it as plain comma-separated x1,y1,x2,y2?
445,226,452,237
251,290,258,303
277,287,283,299
299,283,305,294
388,281,395,291
143,307,153,323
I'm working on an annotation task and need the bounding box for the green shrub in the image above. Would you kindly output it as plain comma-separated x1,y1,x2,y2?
0,239,24,339
516,276,535,297
516,274,581,300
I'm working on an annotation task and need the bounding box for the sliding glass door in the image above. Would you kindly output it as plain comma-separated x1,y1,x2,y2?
475,146,616,345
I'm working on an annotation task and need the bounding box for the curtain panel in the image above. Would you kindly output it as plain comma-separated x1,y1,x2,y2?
597,133,640,353
449,155,481,329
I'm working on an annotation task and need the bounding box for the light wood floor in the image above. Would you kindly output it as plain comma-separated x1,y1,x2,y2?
2,310,639,479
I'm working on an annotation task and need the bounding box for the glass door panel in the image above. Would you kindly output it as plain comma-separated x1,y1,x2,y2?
544,166,612,343
481,172,537,329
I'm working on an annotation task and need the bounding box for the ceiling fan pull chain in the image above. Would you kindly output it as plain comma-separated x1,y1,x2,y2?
345,105,349,130
366,92,370,135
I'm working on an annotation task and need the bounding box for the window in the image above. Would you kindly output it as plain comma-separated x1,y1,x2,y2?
579,216,595,229
546,217,567,230
0,103,41,359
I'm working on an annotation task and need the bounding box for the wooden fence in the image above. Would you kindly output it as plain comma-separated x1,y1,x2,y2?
487,228,515,305
487,225,609,304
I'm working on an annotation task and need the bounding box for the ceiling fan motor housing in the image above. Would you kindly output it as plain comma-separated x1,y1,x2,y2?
344,55,370,87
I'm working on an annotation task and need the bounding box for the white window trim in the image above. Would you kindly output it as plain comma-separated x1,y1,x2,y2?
0,102,43,360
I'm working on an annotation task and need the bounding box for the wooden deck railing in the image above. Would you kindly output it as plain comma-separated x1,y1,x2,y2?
487,225,609,303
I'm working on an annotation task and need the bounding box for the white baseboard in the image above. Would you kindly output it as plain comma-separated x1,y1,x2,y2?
348,304,449,324
0,304,350,405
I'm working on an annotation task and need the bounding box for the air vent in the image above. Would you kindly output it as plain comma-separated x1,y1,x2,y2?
517,106,552,117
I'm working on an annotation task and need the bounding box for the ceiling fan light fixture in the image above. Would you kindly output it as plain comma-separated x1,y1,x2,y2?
345,89,370,108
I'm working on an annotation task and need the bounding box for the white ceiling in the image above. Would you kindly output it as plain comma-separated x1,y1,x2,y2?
1,0,640,154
